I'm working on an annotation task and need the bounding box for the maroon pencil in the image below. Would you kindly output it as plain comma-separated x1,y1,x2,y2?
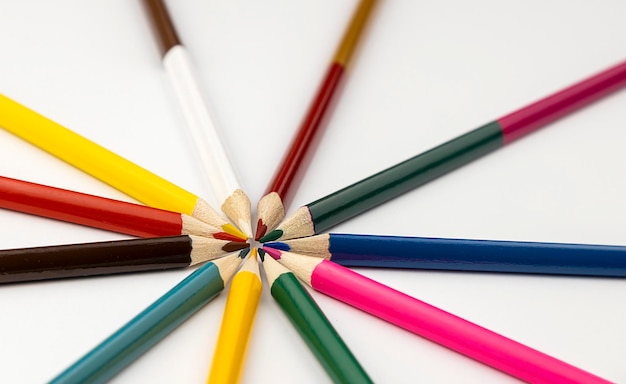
255,0,378,240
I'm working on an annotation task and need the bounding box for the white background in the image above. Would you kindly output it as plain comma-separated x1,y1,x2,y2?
1,0,626,383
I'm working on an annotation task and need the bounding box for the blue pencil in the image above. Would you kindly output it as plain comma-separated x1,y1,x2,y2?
49,251,245,384
264,234,626,277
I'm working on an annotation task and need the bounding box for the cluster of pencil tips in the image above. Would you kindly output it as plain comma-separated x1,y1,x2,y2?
2,0,626,382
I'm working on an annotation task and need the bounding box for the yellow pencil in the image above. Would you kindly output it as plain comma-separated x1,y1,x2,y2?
0,94,246,240
208,248,262,384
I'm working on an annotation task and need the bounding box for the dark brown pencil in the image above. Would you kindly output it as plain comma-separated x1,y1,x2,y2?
0,235,248,284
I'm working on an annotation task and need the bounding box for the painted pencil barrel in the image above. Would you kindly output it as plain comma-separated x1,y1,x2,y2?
0,176,183,237
499,60,626,143
0,94,199,215
270,272,372,384
329,234,626,276
308,122,503,233
266,62,346,207
50,261,225,384
0,236,192,284
312,260,610,383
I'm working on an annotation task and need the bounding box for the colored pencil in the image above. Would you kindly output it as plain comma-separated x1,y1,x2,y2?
49,251,245,384
265,233,626,277
255,0,378,240
263,247,611,383
0,175,246,241
208,249,262,384
0,235,248,284
260,251,372,384
142,0,252,238
0,94,247,240
260,59,626,242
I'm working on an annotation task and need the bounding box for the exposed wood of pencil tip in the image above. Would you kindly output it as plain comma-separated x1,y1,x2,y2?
221,188,253,238
260,206,315,242
264,248,319,287
192,198,247,240
272,234,332,259
255,192,286,240
143,0,181,57
180,214,221,237
260,252,291,287
333,0,378,66
212,251,245,282
189,236,249,266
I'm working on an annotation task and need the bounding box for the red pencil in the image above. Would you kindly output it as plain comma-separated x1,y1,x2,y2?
255,0,378,240
0,175,245,241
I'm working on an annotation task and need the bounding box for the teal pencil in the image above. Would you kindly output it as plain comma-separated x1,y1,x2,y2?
49,251,245,384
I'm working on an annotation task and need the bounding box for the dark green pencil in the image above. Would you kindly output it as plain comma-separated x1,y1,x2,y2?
260,251,372,384
260,59,626,242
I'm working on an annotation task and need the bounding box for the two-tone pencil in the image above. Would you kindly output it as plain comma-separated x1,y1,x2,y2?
0,175,246,240
49,250,245,384
261,59,626,242
0,94,246,240
260,251,372,384
265,233,626,277
208,249,262,384
263,247,611,383
255,0,378,240
142,0,252,237
0,235,248,284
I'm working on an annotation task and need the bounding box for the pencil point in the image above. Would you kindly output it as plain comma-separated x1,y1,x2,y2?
222,223,248,241
254,219,267,241
263,241,289,251
262,246,281,260
222,242,250,253
259,229,283,243
239,248,251,259
257,248,266,262
213,232,248,242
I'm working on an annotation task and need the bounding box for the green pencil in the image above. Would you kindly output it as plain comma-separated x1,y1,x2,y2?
260,251,372,384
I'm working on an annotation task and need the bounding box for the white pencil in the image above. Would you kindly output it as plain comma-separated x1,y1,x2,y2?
142,0,253,238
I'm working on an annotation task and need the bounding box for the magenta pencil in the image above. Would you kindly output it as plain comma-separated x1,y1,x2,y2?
264,247,611,383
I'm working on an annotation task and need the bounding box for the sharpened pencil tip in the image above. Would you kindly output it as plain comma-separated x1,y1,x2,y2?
222,223,248,241
258,248,266,262
238,248,251,258
259,229,282,243
213,232,249,242
262,246,281,260
222,242,250,253
262,241,289,251
254,219,267,241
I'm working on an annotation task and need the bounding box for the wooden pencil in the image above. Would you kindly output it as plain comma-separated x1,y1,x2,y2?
0,175,246,240
260,59,626,242
142,0,252,238
265,233,626,277
255,0,378,240
0,93,247,240
208,249,262,384
0,235,248,284
49,251,244,384
260,251,372,384
263,247,612,383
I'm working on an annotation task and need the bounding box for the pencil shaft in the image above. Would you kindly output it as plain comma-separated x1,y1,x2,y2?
311,260,610,383
0,175,184,237
208,269,262,384
270,272,372,384
0,236,192,284
309,122,502,232
264,0,377,206
0,94,199,215
50,261,226,384
327,234,626,276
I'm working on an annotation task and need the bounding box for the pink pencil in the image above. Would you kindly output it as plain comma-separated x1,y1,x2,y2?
263,247,611,383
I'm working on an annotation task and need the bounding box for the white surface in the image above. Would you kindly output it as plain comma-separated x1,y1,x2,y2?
1,1,625,383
